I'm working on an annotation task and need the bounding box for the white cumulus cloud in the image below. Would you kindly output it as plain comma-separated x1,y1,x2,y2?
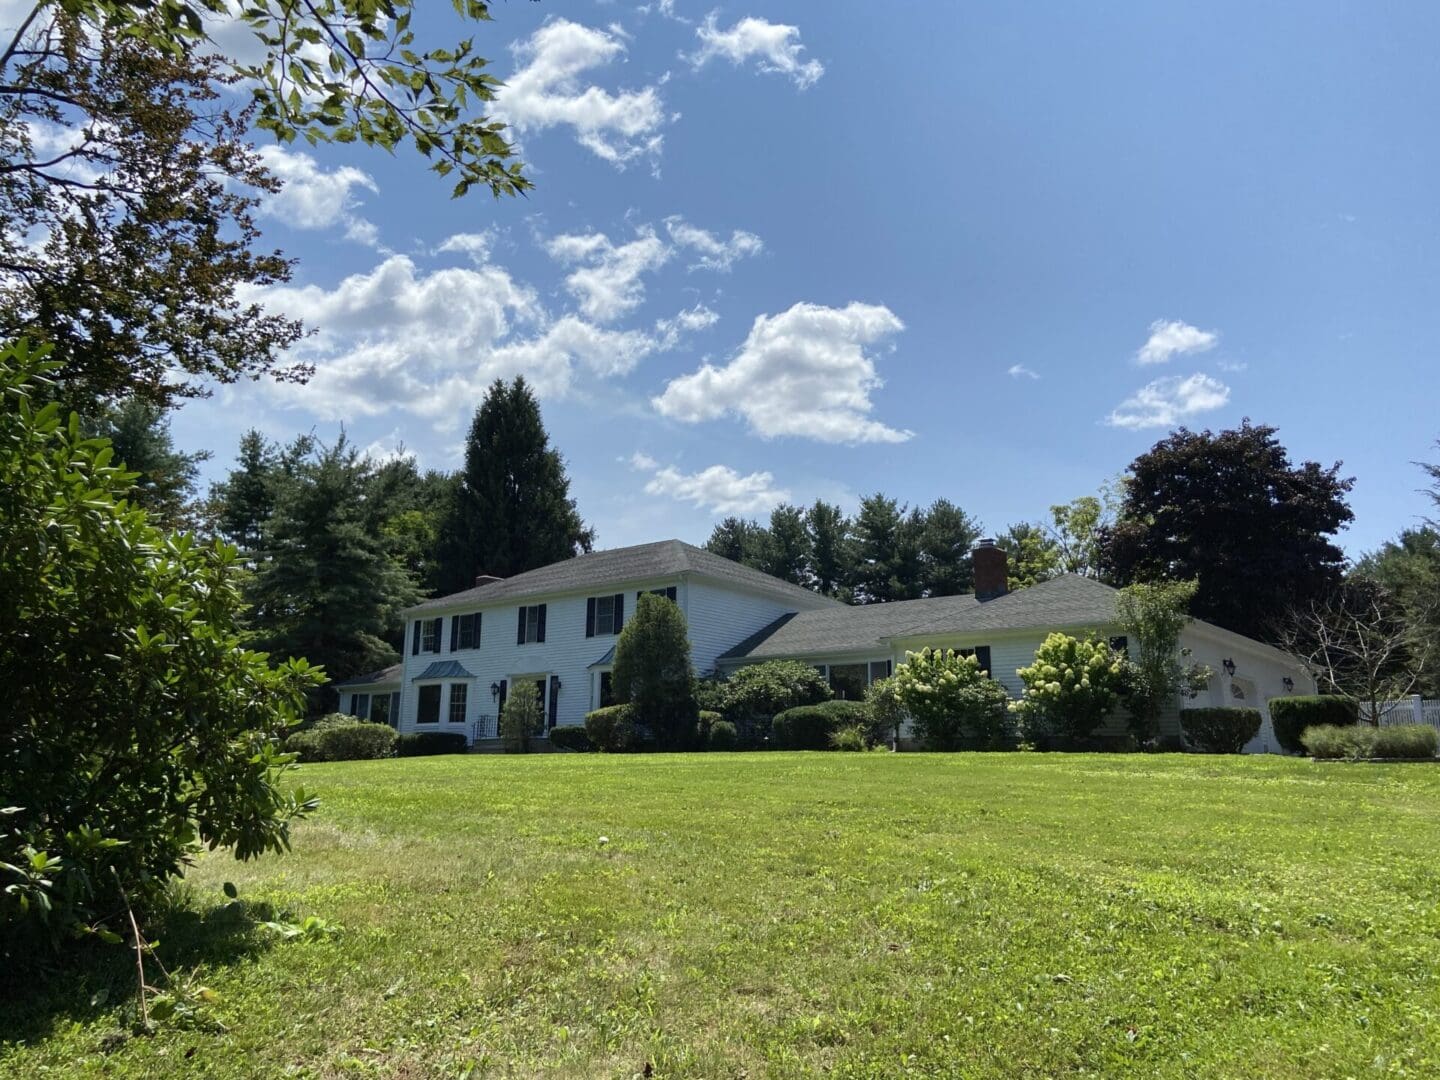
495,19,667,167
245,248,713,425
631,455,790,515
1136,319,1218,365
664,215,763,271
688,14,824,89
256,145,378,245
1105,373,1230,430
1007,363,1040,380
544,224,673,322
653,301,910,444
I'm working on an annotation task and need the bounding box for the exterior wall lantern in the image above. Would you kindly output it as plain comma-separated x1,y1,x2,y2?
1282,676,1295,692
490,682,500,700
1222,658,1236,678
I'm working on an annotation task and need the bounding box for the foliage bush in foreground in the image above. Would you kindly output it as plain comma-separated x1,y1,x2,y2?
1012,634,1126,746
893,648,1012,750
707,719,739,751
1269,695,1359,754
585,705,637,753
396,732,468,757
548,726,593,752
1302,724,1438,760
1115,579,1212,741
1179,708,1262,754
721,660,833,724
864,676,906,747
829,724,869,751
500,680,542,753
612,593,699,749
773,700,870,750
0,342,321,959
284,720,396,762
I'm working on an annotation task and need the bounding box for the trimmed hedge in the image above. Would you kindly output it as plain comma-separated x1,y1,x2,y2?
1269,695,1358,753
1180,708,1261,754
396,731,468,757
707,719,738,751
773,700,870,750
284,720,396,762
549,725,593,752
584,704,637,753
1303,723,1438,760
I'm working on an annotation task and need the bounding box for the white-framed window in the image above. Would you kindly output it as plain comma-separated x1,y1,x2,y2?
421,620,439,653
586,593,624,637
517,604,546,644
452,612,481,651
351,692,370,718
448,683,468,724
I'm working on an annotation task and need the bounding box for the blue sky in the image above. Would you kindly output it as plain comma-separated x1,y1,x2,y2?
172,1,1440,556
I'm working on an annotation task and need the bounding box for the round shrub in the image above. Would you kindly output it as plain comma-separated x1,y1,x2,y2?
548,725,593,752
1372,724,1439,759
1269,695,1358,754
318,721,397,761
1180,707,1261,754
584,704,637,753
1303,723,1439,761
707,719,739,751
893,648,1013,750
772,700,869,750
396,731,468,757
1012,634,1127,745
283,729,326,762
723,660,832,721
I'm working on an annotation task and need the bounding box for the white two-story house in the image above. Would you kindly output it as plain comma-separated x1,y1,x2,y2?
334,538,1314,752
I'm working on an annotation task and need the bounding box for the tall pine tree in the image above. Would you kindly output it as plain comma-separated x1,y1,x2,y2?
806,500,852,598
246,435,419,705
87,399,209,532
435,377,593,593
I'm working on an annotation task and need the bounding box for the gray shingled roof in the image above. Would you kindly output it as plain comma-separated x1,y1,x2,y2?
332,662,403,688
408,539,841,613
719,575,1120,661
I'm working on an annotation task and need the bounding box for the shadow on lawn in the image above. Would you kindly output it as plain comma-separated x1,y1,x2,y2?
0,891,279,1048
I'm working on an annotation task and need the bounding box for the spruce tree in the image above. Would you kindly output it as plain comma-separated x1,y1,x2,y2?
435,377,593,593
246,436,420,706
806,500,852,598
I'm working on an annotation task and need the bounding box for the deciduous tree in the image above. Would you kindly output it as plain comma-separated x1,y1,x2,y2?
1100,422,1354,642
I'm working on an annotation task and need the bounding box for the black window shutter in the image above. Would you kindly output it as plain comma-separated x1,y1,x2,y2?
450,615,459,652
537,604,547,642
976,646,992,675
613,593,623,631
517,607,526,645
474,612,482,647
585,597,596,638
498,679,508,710
411,620,420,655
548,675,560,729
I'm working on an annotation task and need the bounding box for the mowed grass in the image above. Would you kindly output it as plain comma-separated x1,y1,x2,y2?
6,754,1440,1078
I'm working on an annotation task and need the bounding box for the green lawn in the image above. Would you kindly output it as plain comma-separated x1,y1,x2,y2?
6,753,1440,1078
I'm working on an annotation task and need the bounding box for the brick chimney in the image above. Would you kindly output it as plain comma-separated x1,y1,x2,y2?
972,538,1008,600
474,573,504,587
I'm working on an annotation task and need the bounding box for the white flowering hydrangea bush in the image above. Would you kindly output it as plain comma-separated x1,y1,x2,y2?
1011,633,1128,745
892,648,1014,750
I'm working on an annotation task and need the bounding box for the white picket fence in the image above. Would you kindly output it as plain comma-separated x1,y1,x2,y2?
1369,696,1440,729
